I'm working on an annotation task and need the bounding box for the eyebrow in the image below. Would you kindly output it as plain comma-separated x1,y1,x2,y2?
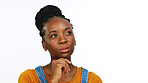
48,31,56,36
48,27,72,35
65,27,71,31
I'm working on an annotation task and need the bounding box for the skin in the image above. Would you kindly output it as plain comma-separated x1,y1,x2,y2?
41,17,77,83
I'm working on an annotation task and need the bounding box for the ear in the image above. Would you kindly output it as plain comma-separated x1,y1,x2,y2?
42,40,47,51
75,40,76,45
74,40,76,46
75,39,76,45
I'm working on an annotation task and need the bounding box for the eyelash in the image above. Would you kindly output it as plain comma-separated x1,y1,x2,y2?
66,31,72,35
49,31,72,38
50,34,57,38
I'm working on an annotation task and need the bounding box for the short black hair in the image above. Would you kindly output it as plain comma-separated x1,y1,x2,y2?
35,5,72,38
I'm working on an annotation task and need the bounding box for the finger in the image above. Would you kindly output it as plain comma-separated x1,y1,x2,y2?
55,59,67,64
55,58,71,65
64,59,71,64
53,59,71,72
56,63,66,72
65,62,70,72
57,62,69,73
58,58,71,64
59,59,71,72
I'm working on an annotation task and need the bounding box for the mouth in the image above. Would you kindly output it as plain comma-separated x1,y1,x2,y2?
59,46,70,53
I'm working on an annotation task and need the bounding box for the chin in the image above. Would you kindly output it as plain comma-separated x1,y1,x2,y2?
58,53,71,59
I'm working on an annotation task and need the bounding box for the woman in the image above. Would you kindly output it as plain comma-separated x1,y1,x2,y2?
18,5,102,83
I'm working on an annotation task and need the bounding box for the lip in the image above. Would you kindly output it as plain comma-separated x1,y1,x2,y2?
59,46,70,53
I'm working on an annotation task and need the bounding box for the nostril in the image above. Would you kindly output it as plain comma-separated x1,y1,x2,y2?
59,39,67,44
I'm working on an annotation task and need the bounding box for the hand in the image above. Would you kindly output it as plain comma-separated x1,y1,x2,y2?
49,58,71,83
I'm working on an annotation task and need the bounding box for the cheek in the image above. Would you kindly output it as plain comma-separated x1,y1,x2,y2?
71,35,76,43
46,40,58,50
68,36,75,45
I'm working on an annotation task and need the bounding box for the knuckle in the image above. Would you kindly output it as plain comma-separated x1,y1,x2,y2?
59,58,64,60
56,64,60,66
52,60,56,63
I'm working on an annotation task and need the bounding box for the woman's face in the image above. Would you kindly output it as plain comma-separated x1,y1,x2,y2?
42,17,75,60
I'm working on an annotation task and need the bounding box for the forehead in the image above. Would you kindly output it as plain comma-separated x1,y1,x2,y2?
43,17,71,31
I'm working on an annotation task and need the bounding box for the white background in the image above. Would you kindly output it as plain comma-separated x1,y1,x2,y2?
0,0,148,83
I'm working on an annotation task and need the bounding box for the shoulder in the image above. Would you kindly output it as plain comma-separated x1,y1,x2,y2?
81,67,102,83
18,69,39,83
88,72,103,83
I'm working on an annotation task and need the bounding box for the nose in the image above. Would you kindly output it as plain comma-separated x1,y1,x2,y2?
59,35,68,44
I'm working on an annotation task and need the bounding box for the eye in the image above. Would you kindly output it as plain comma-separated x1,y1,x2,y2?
50,34,57,38
66,31,72,35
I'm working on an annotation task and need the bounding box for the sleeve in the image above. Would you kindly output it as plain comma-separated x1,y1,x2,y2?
97,77,103,83
18,70,32,83
88,72,103,83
